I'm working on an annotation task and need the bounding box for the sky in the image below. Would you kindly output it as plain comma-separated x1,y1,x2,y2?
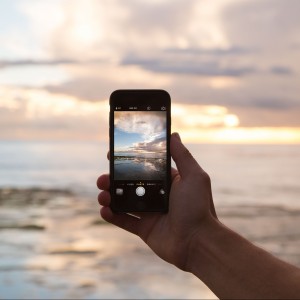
114,111,166,155
1,0,300,143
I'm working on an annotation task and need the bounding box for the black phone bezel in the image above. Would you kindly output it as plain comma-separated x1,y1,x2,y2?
109,89,171,213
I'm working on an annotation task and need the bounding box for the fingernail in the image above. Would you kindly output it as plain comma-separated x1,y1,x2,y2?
173,132,181,142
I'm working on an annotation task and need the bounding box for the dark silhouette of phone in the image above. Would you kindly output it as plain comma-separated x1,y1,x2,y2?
109,90,171,213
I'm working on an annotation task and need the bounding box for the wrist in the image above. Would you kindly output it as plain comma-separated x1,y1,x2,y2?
184,215,223,275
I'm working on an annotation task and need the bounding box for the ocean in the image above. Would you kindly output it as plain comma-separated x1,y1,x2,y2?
0,141,108,196
1,141,299,208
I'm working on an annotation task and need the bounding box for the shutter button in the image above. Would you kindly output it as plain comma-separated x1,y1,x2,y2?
136,186,145,196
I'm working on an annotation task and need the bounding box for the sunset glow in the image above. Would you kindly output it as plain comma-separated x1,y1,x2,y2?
0,1,299,144
1,84,300,143
178,127,300,144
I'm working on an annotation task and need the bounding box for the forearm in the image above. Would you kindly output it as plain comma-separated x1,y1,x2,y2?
186,217,300,299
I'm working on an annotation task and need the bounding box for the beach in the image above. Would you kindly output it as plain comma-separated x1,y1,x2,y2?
0,187,300,299
0,141,300,299
0,187,214,299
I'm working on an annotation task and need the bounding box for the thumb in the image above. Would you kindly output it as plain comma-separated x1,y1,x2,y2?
170,132,200,178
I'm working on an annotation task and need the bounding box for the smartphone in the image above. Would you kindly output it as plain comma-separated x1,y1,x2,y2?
109,89,171,213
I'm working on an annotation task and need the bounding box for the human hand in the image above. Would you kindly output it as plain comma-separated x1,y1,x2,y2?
97,132,218,271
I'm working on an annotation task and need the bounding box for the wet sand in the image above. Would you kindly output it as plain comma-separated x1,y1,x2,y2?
0,188,299,299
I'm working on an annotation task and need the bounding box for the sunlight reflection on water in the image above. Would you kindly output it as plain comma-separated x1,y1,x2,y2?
114,156,166,180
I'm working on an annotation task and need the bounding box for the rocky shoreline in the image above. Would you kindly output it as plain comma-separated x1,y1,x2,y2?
0,187,299,299
0,187,73,206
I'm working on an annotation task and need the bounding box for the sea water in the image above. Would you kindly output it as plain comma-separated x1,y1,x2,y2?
0,141,108,196
0,141,299,208
0,141,300,299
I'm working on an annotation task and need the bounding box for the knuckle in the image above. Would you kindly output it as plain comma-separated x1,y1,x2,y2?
203,172,211,185
182,147,193,159
195,170,211,185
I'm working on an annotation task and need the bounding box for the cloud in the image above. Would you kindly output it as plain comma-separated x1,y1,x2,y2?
1,0,300,133
31,0,300,124
115,111,166,140
121,45,257,77
0,58,111,70
0,59,77,69
269,66,293,75
46,0,200,59
45,77,118,101
131,137,166,153
15,0,231,60
222,0,300,50
121,53,255,77
43,62,172,101
41,64,300,124
1,85,300,143
0,86,108,140
229,106,300,127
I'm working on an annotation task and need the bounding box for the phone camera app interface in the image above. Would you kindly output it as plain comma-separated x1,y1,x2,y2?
113,107,167,209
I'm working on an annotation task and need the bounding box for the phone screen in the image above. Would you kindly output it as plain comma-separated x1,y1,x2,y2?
109,90,171,212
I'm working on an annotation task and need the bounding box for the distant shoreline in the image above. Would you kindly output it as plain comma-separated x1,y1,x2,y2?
0,187,73,206
114,155,166,160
